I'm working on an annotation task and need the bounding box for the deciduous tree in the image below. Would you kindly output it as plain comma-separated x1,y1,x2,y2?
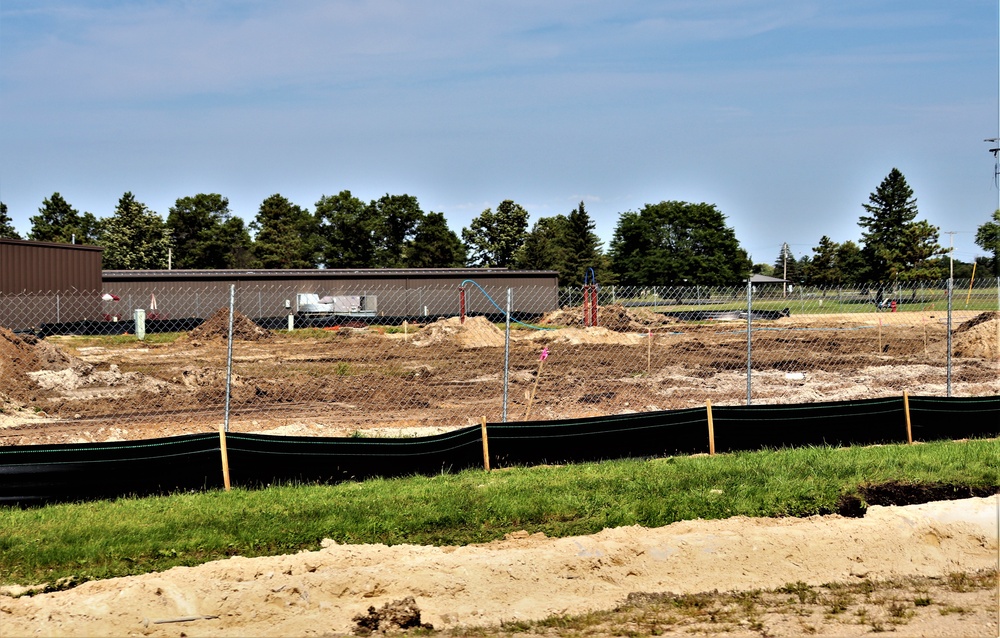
315,190,376,268
167,194,253,269
462,200,529,268
975,209,1000,275
609,201,747,286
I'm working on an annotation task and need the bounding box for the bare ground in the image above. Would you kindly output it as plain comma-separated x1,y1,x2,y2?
1,497,996,637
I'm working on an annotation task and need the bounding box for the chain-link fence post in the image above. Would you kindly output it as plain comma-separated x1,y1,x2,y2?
746,278,753,405
502,287,512,422
223,284,235,433
946,277,953,397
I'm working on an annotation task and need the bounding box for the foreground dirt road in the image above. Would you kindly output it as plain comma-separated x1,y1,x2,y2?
2,496,997,637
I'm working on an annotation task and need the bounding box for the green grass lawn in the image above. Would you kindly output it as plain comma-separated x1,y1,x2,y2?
1,439,995,587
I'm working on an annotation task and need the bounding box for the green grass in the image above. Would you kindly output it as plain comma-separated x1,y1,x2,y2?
0,439,995,587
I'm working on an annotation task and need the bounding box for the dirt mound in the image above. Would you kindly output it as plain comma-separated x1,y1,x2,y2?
0,327,42,406
952,311,999,359
526,326,646,345
411,316,505,348
187,308,272,342
539,304,674,332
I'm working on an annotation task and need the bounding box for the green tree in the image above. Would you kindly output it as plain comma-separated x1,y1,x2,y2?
167,194,253,269
315,190,376,268
250,194,321,269
403,212,466,267
859,168,942,281
560,202,607,285
99,192,173,269
28,193,99,243
836,240,866,284
773,242,799,282
974,209,1000,275
806,236,841,286
367,194,424,268
609,201,748,286
462,200,530,267
514,216,567,272
0,202,20,239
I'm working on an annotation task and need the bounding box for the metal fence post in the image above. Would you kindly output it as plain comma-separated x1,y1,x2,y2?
502,288,511,422
746,279,753,405
946,277,952,397
223,284,236,432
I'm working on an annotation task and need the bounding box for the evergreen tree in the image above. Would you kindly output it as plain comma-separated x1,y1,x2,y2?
975,209,1000,276
514,216,567,272
250,194,321,269
773,242,798,282
807,236,841,286
859,168,942,281
99,192,173,269
404,212,466,267
560,202,606,285
462,200,529,267
28,193,92,243
167,194,253,269
0,202,20,239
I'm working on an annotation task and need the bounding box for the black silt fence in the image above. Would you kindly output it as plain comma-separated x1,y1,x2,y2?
0,396,997,507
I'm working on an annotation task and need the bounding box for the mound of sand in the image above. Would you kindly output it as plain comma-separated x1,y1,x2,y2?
188,309,272,342
539,304,674,332
411,316,505,348
952,311,999,359
525,326,646,346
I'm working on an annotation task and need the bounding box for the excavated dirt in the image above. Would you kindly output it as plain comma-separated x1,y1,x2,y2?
1,496,996,637
0,310,997,445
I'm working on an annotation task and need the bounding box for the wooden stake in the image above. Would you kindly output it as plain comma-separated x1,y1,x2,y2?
480,416,490,471
523,359,545,420
706,400,715,456
218,424,231,491
647,329,652,375
878,318,883,353
903,391,913,444
403,320,408,341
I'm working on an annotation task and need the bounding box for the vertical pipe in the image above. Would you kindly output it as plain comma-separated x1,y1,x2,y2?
746,279,753,405
223,284,236,433
502,288,511,422
946,277,953,397
459,285,466,323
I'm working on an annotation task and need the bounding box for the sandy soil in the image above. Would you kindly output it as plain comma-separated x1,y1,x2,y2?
1,496,996,637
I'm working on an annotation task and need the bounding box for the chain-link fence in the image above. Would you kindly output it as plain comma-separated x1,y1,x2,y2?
1,278,998,441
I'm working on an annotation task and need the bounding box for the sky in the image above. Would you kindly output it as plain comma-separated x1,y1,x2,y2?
1,1,998,270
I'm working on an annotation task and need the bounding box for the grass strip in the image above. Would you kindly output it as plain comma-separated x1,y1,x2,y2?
0,439,995,587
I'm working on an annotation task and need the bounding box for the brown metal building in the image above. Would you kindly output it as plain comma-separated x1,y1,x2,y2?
101,268,559,322
0,239,105,329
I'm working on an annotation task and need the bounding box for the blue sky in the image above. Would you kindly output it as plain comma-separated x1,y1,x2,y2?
2,1,997,269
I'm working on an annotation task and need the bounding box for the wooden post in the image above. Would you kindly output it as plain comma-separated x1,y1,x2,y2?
903,391,913,444
706,400,715,456
878,317,883,353
647,329,652,375
218,424,231,491
480,416,490,471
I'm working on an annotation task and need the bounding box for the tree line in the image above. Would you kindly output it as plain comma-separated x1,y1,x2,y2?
1,168,998,286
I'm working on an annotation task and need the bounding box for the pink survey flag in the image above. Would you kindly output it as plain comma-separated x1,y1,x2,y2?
540,346,549,362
